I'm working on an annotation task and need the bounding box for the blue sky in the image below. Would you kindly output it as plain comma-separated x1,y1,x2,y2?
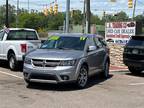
0,0,144,18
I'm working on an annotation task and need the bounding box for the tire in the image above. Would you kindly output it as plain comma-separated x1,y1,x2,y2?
128,66,142,75
76,65,88,89
24,79,33,87
8,53,18,71
101,61,109,78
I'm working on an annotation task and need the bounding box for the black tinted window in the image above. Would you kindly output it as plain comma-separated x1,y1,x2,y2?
0,31,4,41
127,37,144,46
94,38,103,48
7,30,38,40
99,38,107,46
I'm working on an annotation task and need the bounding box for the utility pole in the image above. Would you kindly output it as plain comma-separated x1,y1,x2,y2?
6,0,9,27
66,0,70,33
28,0,30,13
16,0,19,27
85,0,90,34
132,0,137,20
82,0,86,33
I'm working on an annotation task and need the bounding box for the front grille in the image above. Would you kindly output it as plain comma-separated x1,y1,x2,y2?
124,47,144,60
123,54,144,60
124,47,144,54
32,59,60,67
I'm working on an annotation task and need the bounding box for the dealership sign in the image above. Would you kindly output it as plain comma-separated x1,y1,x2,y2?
105,21,136,44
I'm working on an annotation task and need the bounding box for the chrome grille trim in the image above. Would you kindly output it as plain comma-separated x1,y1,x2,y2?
32,59,60,67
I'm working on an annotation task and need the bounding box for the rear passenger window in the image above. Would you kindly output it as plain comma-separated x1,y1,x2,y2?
99,38,107,47
7,30,38,40
0,31,4,41
94,38,103,48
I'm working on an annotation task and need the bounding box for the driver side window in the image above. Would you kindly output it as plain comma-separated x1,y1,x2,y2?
87,38,96,46
86,38,97,51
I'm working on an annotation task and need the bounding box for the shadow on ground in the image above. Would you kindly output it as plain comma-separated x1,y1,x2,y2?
26,74,113,91
0,60,23,72
125,72,144,78
0,61,114,91
0,61,9,68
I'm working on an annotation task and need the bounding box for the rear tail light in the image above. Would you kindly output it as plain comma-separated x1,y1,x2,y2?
20,44,27,53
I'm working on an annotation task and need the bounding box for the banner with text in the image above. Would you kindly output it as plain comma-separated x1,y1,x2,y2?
105,21,136,44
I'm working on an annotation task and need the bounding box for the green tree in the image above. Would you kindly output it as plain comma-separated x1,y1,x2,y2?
71,10,83,25
18,12,45,30
102,14,114,22
102,11,129,23
134,15,144,22
113,11,129,21
47,13,64,30
0,5,16,28
91,15,103,25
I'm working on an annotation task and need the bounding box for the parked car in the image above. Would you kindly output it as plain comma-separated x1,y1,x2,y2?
0,28,41,70
23,34,110,88
123,36,144,74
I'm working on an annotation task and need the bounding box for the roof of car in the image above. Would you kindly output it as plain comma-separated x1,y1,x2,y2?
1,28,36,31
131,36,144,39
49,33,103,38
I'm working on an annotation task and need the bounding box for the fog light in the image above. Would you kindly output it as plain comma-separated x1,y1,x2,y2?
24,73,28,77
60,75,69,80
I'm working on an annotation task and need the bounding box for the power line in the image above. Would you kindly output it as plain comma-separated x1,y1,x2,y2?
10,0,57,6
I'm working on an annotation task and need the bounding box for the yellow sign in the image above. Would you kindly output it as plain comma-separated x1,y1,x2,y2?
49,36,60,40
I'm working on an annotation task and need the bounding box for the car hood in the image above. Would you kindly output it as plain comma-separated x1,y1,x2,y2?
26,49,84,60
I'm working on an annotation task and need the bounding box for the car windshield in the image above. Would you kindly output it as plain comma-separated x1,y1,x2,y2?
7,30,38,40
40,36,86,50
127,37,144,46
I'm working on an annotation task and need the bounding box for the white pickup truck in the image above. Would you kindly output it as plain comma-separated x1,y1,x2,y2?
0,28,41,70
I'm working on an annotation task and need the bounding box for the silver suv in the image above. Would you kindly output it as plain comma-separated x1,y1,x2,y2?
23,34,110,88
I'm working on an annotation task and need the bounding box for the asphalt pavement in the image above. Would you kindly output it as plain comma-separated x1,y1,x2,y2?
0,62,144,108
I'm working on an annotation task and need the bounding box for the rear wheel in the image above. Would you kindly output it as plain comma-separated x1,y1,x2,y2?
76,65,88,89
128,66,142,74
8,53,18,71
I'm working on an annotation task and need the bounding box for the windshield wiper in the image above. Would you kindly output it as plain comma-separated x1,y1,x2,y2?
57,47,73,50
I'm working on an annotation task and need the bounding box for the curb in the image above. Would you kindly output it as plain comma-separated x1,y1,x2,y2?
110,69,129,72
110,65,128,72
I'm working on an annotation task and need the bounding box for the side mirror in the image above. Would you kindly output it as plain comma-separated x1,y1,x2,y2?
88,46,96,52
41,40,46,44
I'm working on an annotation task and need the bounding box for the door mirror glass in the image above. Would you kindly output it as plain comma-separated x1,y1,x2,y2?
88,46,96,52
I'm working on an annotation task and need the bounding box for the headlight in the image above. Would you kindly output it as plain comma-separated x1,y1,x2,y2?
59,60,77,66
24,57,31,64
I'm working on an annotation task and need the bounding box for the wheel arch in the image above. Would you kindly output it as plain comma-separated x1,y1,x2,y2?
81,62,89,72
7,49,15,60
107,56,110,65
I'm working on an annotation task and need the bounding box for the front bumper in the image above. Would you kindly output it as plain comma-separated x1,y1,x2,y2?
123,58,144,69
23,63,78,83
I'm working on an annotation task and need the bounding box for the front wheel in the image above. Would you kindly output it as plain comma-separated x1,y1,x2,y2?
101,61,110,78
76,66,88,89
8,54,18,71
24,79,34,87
128,66,142,75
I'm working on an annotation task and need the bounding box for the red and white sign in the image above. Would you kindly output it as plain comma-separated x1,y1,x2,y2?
105,21,136,44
